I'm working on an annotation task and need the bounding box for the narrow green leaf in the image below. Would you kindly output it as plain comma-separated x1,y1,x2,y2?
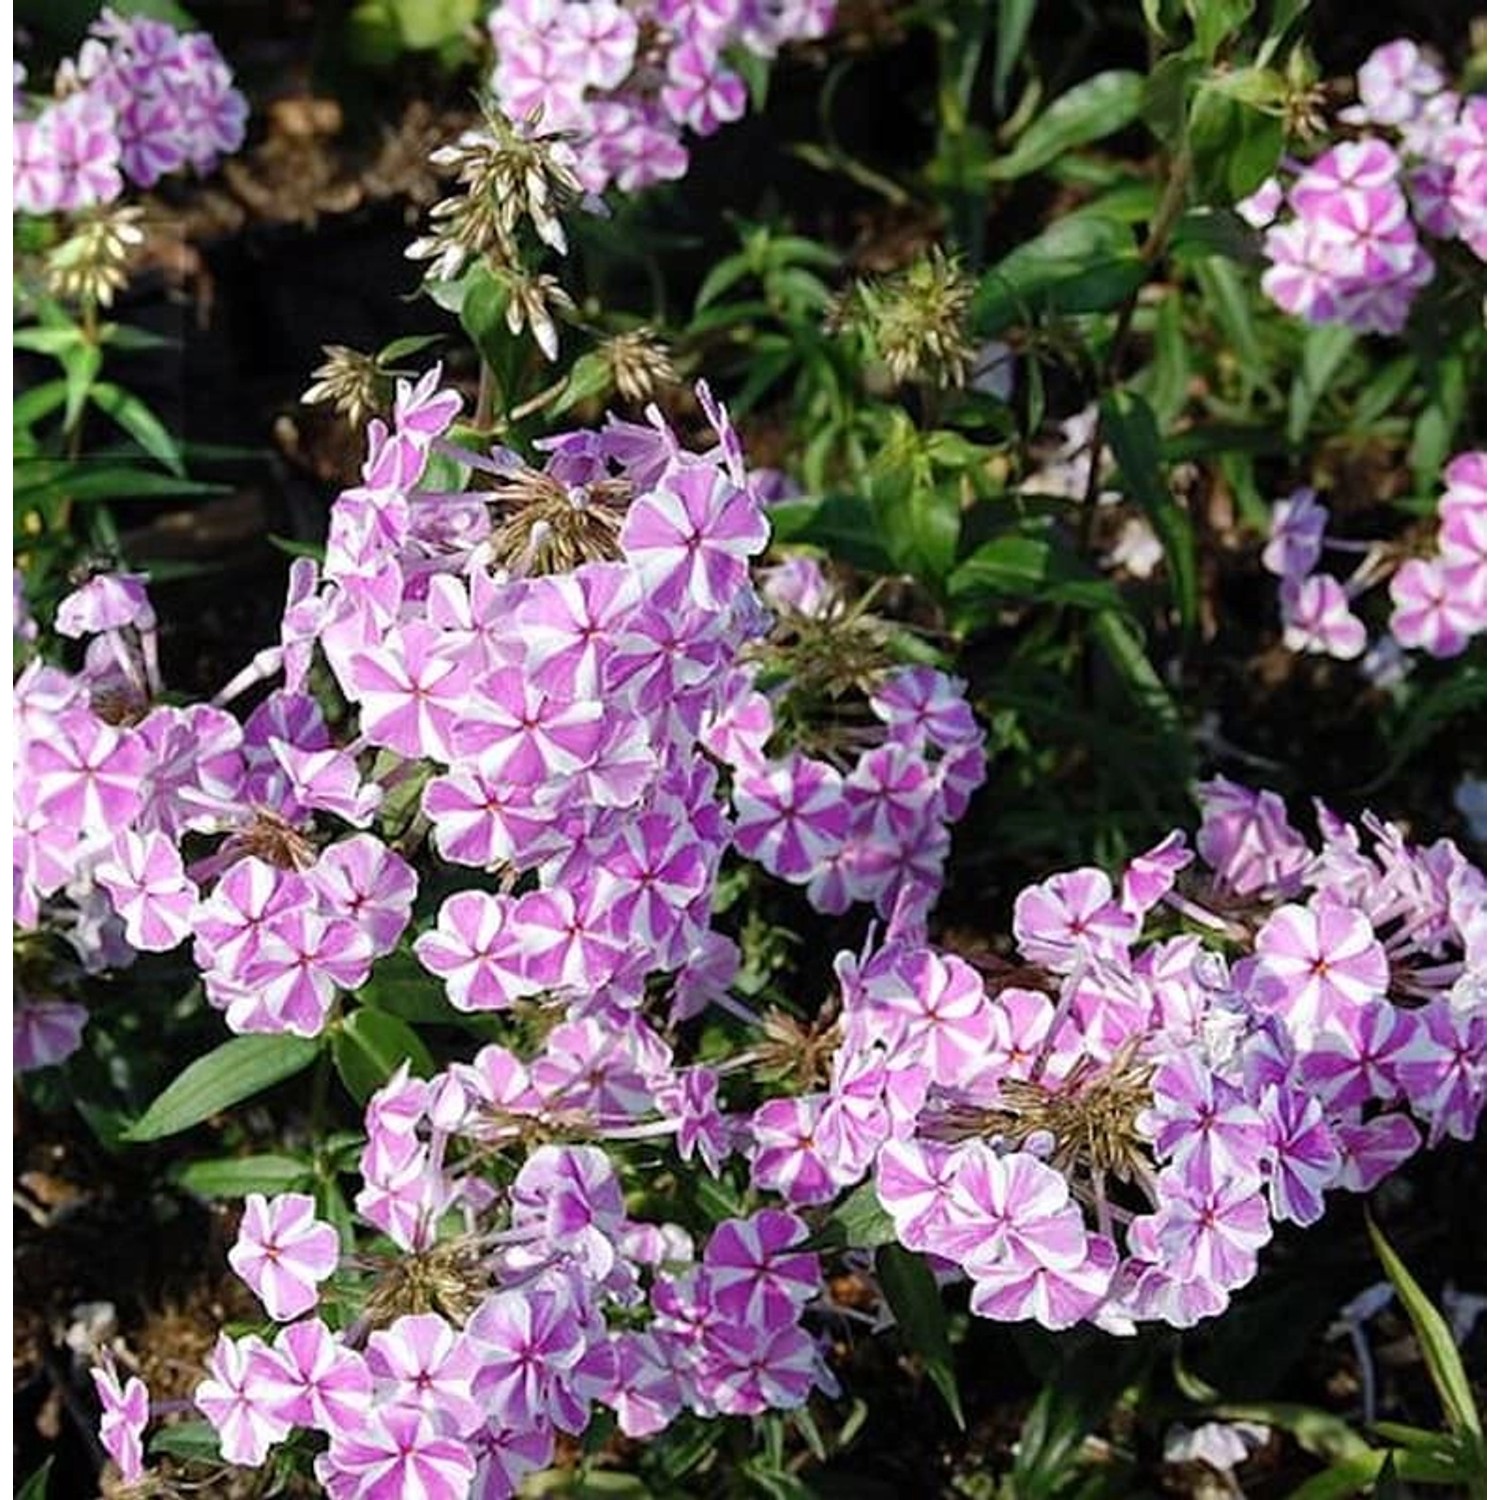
1288,323,1359,443
14,326,85,355
14,379,70,429
1207,1402,1373,1463
1100,389,1198,631
174,1154,314,1199
88,381,185,475
13,465,230,504
60,339,103,433
876,1244,964,1430
333,1008,433,1105
992,0,1038,111
125,1035,322,1142
1368,1216,1483,1441
17,1457,52,1500
377,332,448,365
1361,663,1485,793
988,70,1144,180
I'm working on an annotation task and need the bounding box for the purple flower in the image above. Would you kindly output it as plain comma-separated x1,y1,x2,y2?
228,1193,341,1321
621,463,769,611
91,1356,149,1484
194,1333,295,1467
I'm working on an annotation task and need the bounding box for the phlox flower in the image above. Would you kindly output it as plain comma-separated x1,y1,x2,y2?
367,1313,485,1435
732,753,849,883
415,890,536,1011
13,999,89,1072
91,1356,149,1484
1279,574,1368,660
466,1286,588,1433
1013,867,1140,971
747,1095,840,1206
701,1322,822,1415
1250,897,1389,1042
703,1210,820,1330
270,1318,373,1436
228,1193,341,1321
94,828,196,952
318,1405,476,1500
620,463,769,611
1261,489,1328,581
194,1333,295,1467
1388,556,1485,658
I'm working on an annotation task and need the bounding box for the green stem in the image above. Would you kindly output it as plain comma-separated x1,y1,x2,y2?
1079,142,1194,545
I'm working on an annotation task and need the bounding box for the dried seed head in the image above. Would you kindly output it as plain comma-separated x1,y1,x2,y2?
410,101,583,281
598,327,677,404
482,463,634,576
302,345,389,429
362,1238,490,1327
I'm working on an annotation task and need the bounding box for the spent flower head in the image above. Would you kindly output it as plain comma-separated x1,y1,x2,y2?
44,204,146,308
301,345,389,429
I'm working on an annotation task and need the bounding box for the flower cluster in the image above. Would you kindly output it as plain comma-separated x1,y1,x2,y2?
12,8,247,215
13,367,977,1069
863,780,1484,1332
19,369,1481,1490
486,0,838,195
88,767,1483,1490
1262,449,1486,667
184,1149,833,1495
1242,39,1485,333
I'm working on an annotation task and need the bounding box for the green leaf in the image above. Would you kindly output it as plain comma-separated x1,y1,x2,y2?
866,412,961,585
876,1244,964,1430
771,493,897,574
333,1008,433,1105
14,379,70,430
14,326,85,356
17,1457,52,1500
1286,1447,1475,1500
1099,389,1198,630
1089,609,1190,771
125,1035,322,1142
973,213,1145,332
1170,207,1265,263
59,339,103,433
1288,323,1359,443
150,1420,222,1462
377,332,448,365
88,382,185,475
1368,1216,1484,1442
988,70,1144,180
13,464,230,504
1186,0,1255,57
1207,1402,1373,1463
1141,51,1205,143
1362,660,1485,792
174,1154,314,1199
391,0,477,48
1194,256,1272,391
1188,72,1287,203
819,1181,897,1250
357,948,471,1028
992,0,1038,110
543,350,614,418
948,532,1120,613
